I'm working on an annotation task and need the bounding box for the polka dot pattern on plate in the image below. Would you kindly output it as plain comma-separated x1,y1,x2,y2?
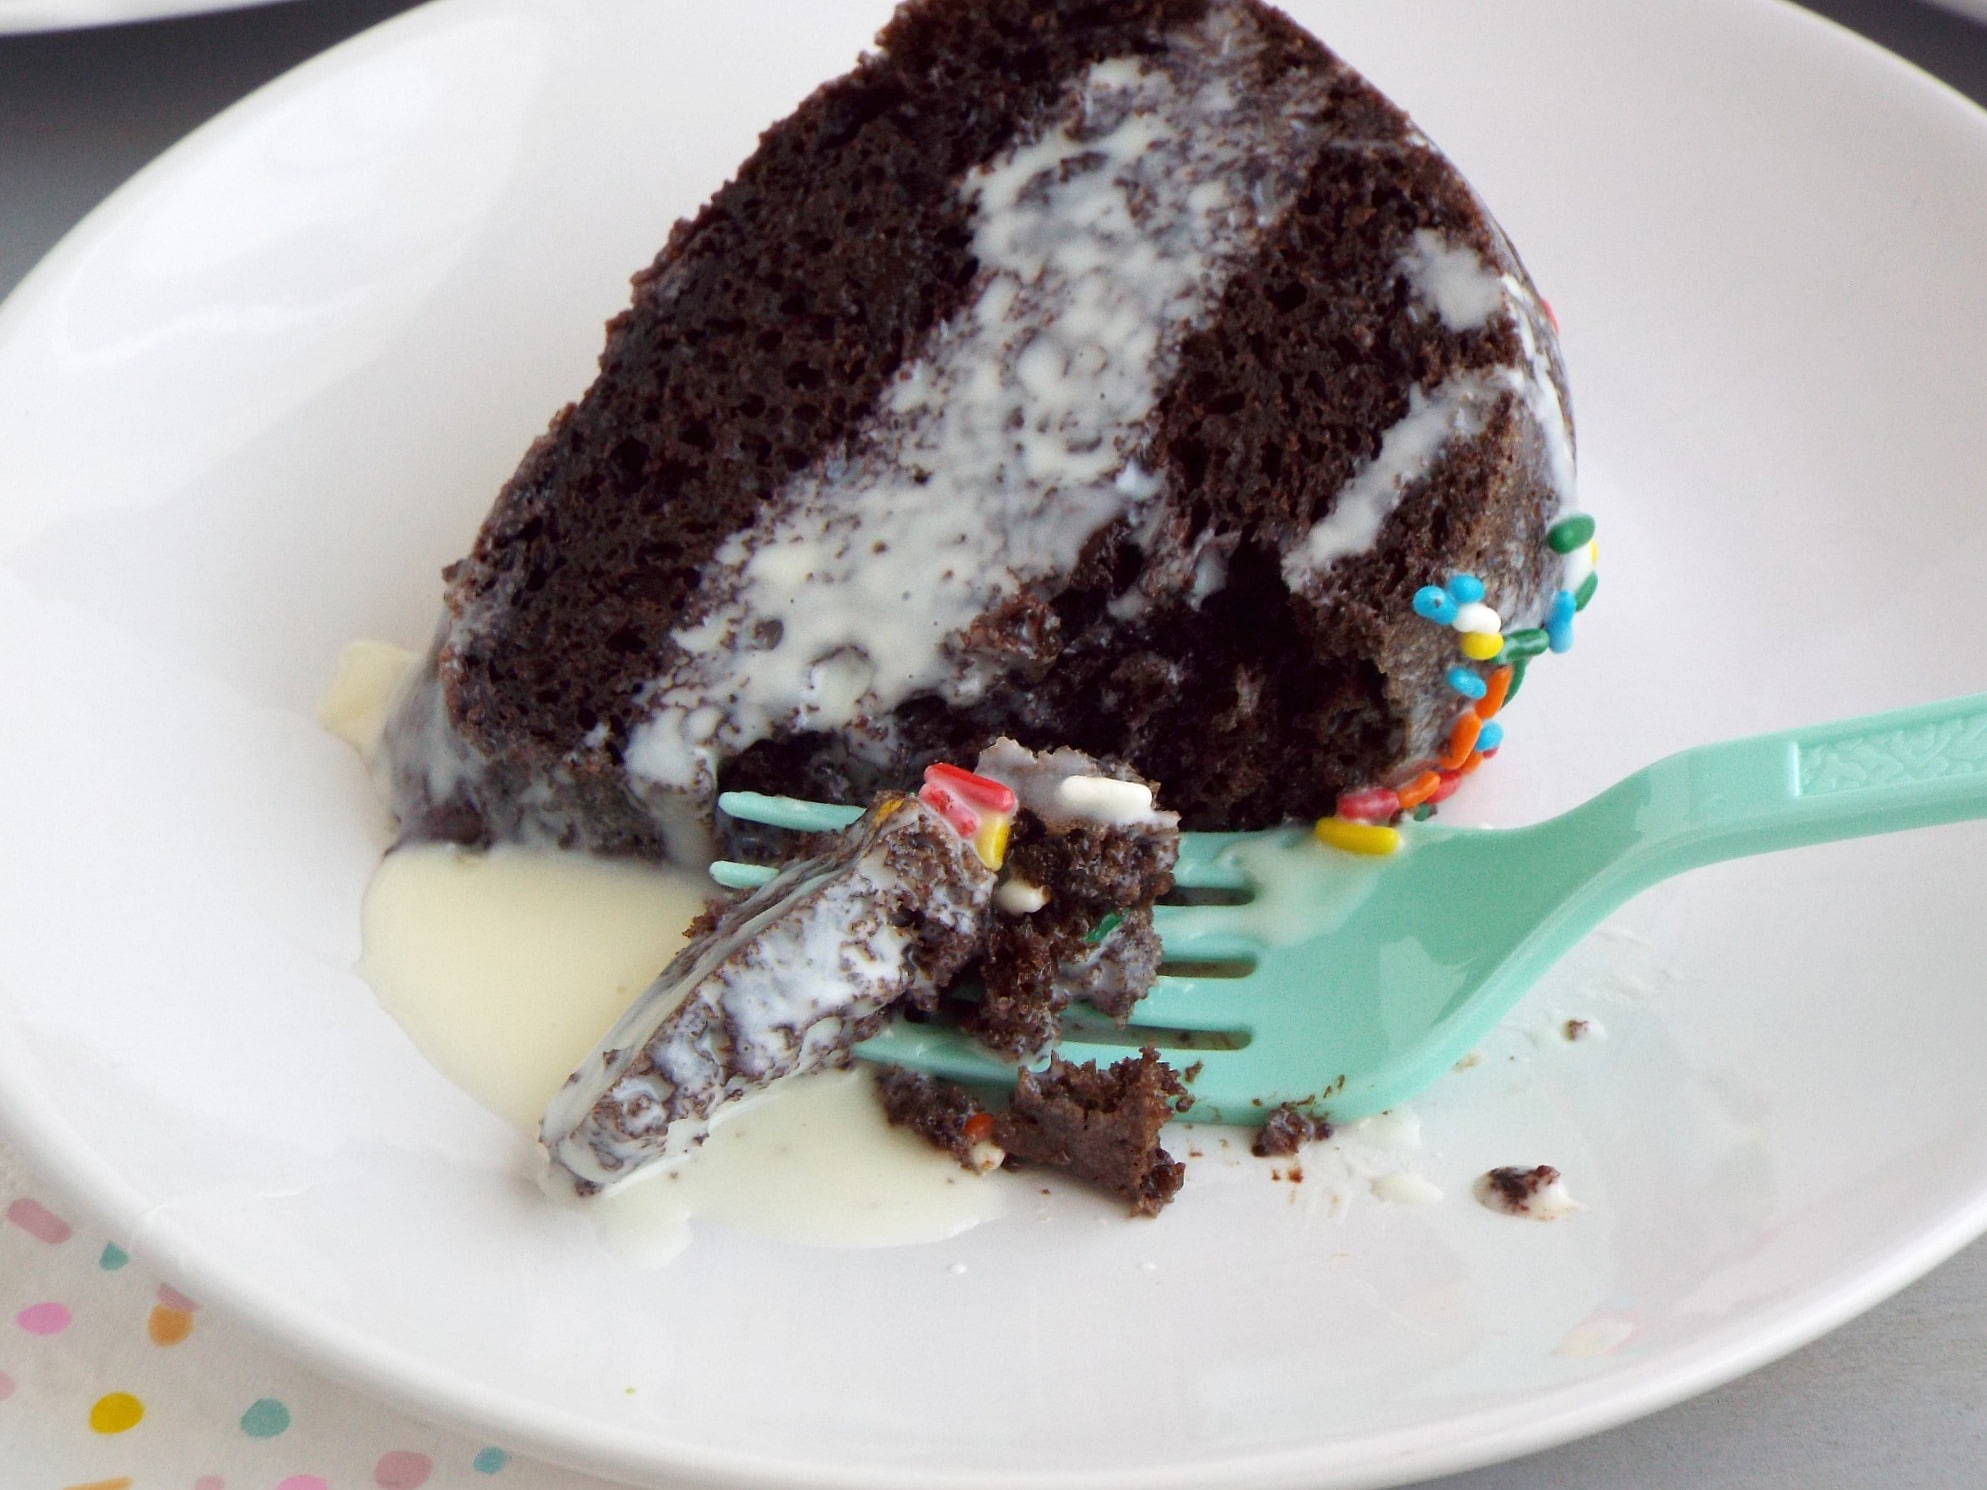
89,1392,144,1433
241,1397,292,1437
6,1197,71,1244
473,1447,511,1474
375,1449,434,1487
18,1300,72,1335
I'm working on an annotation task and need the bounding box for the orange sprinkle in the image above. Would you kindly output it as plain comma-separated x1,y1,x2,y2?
962,1112,996,1145
1475,665,1514,720
1440,712,1482,769
1459,749,1486,776
1394,771,1443,810
148,1304,193,1346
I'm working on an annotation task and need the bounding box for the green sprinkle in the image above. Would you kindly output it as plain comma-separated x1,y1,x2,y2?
1574,570,1599,611
1085,911,1123,945
1495,628,1550,664
1503,655,1531,706
1411,803,1435,822
1547,514,1595,554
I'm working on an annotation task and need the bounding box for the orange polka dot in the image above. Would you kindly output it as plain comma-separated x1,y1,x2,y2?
148,1304,194,1346
88,1392,144,1434
64,1479,135,1490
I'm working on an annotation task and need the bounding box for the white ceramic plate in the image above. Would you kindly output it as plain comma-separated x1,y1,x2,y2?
5,1,1987,1486
1924,0,1987,27
0,0,291,34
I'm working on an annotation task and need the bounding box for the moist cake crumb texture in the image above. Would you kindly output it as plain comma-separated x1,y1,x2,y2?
380,0,1581,867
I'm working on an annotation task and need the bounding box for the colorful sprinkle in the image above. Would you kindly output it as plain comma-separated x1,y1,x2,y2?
918,763,1016,869
1411,803,1435,821
1458,630,1502,662
1441,712,1483,769
17,1301,72,1335
99,1243,129,1270
1476,664,1514,720
472,1448,511,1474
1546,590,1577,652
1446,573,1486,604
1394,771,1443,811
1574,570,1599,611
375,1451,435,1489
1426,770,1464,806
1546,513,1595,554
1412,585,1458,625
5,1197,71,1244
1477,720,1505,753
1445,666,1487,699
1335,786,1400,824
1313,817,1401,856
1496,627,1550,663
1503,654,1530,705
148,1304,194,1346
240,1397,291,1438
89,1392,144,1434
1452,600,1501,636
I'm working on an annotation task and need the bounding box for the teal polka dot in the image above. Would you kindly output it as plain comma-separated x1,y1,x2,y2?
99,1242,129,1270
240,1397,291,1437
472,1447,509,1474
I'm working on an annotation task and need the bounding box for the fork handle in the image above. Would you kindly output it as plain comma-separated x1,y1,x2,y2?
1592,692,1987,890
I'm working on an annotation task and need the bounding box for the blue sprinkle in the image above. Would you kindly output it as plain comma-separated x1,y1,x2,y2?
1412,586,1458,625
473,1447,511,1474
1446,667,1487,699
1446,573,1486,604
1477,719,1505,752
1545,590,1577,653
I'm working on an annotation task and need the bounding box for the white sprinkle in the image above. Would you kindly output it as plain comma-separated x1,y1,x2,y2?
1452,600,1502,635
1051,775,1155,825
995,877,1051,916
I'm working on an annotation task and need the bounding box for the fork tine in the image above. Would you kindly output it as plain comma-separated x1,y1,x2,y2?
1125,973,1254,1030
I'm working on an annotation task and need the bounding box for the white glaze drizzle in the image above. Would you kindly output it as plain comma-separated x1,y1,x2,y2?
623,5,1321,798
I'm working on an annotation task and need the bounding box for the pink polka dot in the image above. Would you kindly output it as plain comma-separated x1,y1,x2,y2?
0,1368,15,1400
16,1301,71,1335
276,1478,327,1490
156,1283,198,1313
4,1198,70,1244
375,1450,433,1488
194,1478,224,1490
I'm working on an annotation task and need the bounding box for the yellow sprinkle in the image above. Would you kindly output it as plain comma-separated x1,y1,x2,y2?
1587,539,1599,564
1459,631,1503,661
88,1392,144,1434
974,813,1011,870
873,795,905,822
1313,816,1401,856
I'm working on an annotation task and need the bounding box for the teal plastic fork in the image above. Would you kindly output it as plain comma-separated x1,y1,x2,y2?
716,693,1987,1126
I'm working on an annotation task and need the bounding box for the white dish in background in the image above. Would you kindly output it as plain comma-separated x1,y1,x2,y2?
1924,0,1987,27
4,1,1987,1486
0,0,291,34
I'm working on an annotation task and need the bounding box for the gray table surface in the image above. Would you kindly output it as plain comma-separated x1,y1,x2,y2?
4,1,1986,1486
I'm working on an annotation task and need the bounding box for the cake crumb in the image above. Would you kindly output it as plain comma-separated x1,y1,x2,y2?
1473,1164,1584,1220
1252,1103,1333,1156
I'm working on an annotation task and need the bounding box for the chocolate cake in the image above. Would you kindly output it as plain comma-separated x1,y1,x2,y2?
381,0,1580,867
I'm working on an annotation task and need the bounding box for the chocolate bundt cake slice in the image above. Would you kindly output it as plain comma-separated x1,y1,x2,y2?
383,0,1578,863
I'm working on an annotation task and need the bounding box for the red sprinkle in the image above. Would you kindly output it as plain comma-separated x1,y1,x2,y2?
917,783,980,840
1427,770,1464,806
1335,787,1401,824
961,1112,996,1145
922,764,1017,816
1542,297,1560,332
